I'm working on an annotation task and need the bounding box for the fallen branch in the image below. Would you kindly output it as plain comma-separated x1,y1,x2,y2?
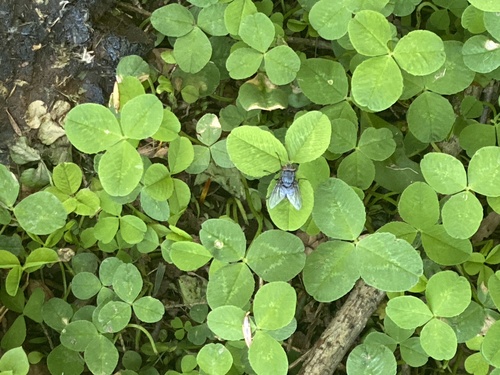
298,280,386,375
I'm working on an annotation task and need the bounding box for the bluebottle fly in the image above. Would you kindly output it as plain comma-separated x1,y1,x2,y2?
268,164,302,210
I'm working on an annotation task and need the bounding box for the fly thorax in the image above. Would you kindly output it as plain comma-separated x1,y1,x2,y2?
281,169,296,187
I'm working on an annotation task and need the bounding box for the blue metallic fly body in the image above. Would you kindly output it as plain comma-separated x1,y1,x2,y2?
268,164,302,210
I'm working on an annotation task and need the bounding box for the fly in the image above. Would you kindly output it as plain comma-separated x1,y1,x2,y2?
268,164,302,210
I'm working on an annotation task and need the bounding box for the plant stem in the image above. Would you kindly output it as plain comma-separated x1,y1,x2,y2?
126,324,159,355
179,131,203,146
415,2,440,29
60,262,70,299
235,198,249,225
241,177,264,240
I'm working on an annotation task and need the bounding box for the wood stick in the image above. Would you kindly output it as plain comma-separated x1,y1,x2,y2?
298,280,386,375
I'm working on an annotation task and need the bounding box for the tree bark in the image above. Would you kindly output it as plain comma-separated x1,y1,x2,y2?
299,280,386,375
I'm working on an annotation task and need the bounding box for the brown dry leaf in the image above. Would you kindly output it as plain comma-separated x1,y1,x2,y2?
25,100,48,129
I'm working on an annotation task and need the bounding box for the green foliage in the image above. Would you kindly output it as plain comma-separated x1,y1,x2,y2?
0,347,30,375
2,0,500,374
387,271,471,360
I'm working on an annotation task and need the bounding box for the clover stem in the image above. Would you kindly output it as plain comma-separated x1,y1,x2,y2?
126,323,159,355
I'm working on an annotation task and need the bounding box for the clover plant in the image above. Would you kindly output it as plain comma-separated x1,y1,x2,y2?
1,0,500,375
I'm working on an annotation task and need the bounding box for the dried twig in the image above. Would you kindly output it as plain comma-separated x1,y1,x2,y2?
116,1,152,17
298,280,386,375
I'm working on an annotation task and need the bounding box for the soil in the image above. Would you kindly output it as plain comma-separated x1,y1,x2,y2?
0,0,154,165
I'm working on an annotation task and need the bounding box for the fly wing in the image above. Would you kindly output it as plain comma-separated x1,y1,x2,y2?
285,183,302,210
268,181,286,209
